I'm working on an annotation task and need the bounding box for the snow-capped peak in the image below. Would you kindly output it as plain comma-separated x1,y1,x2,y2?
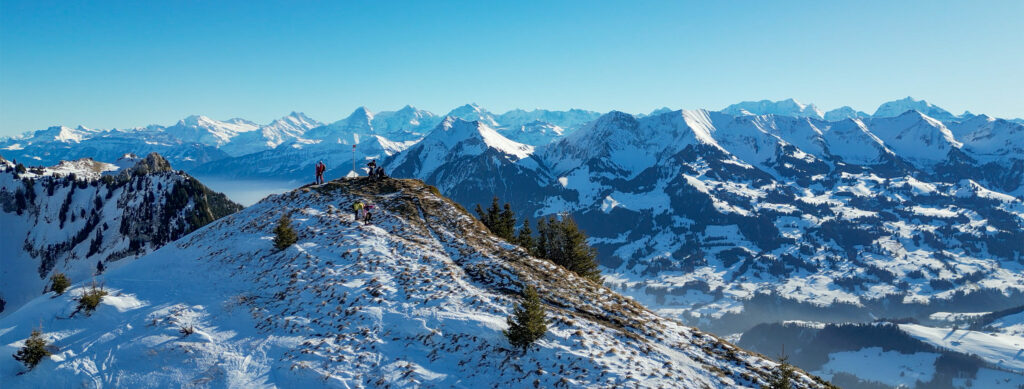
721,98,825,120
37,125,93,143
823,106,870,121
446,103,500,128
426,116,533,159
175,114,258,134
179,115,214,127
873,96,955,121
166,115,257,146
266,112,321,130
370,105,439,140
349,106,374,121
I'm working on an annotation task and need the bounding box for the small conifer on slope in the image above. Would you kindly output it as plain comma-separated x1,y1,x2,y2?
504,285,547,353
77,282,108,315
13,328,51,370
50,273,71,295
273,213,298,250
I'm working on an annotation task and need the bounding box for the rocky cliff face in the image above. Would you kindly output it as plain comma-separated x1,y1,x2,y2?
0,152,242,316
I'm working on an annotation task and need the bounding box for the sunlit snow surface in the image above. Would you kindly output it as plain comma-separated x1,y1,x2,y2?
816,347,940,387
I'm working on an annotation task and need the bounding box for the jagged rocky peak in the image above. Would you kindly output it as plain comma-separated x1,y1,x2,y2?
346,106,374,124
128,152,174,175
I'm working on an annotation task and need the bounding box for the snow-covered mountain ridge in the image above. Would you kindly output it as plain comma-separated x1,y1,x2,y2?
0,153,242,317
0,177,828,388
386,108,1024,334
378,107,1024,386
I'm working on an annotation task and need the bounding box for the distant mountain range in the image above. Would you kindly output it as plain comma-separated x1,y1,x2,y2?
6,97,1017,180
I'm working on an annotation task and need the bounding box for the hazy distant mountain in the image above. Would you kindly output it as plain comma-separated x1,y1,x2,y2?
722,98,825,120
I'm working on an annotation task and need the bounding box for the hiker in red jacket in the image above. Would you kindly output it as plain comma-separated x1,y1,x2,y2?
315,161,326,185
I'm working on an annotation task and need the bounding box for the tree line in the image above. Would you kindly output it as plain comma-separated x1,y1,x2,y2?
475,197,601,282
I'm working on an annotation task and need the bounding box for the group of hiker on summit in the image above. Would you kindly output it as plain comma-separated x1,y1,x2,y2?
313,159,387,224
313,159,388,186
366,159,387,180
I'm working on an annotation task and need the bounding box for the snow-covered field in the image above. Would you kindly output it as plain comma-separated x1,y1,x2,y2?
900,324,1024,373
815,347,940,387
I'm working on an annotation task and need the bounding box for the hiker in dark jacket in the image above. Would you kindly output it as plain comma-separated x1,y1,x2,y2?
364,203,374,224
367,160,377,178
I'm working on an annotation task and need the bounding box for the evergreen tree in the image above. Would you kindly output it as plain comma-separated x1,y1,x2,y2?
474,204,486,225
14,188,26,215
50,273,71,295
15,163,26,174
552,215,602,282
504,285,547,353
768,350,795,389
498,203,516,240
515,219,536,254
273,213,298,250
486,196,501,230
12,327,51,370
535,217,549,259
475,197,516,241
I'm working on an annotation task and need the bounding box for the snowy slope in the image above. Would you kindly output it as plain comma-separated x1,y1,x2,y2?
0,178,827,388
0,153,242,317
388,117,536,179
989,310,1024,337
500,120,567,146
864,111,962,165
900,324,1024,373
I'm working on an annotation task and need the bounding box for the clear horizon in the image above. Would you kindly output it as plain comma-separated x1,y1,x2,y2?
2,0,1022,135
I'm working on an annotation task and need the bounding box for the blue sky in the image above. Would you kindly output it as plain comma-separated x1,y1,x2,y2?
1,1,1022,135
